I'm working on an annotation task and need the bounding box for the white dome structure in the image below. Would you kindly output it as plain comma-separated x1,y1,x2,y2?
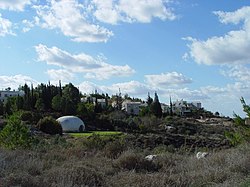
57,116,85,132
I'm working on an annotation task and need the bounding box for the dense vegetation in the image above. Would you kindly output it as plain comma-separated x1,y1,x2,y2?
0,82,250,186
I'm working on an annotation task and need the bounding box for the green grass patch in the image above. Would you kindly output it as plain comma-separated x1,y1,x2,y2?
68,131,123,138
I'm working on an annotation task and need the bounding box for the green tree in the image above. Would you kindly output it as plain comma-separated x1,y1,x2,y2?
77,102,95,119
22,83,31,110
35,98,45,111
61,83,80,114
52,94,62,112
0,113,32,149
150,92,162,118
146,92,153,106
4,98,12,115
0,100,4,115
225,97,250,146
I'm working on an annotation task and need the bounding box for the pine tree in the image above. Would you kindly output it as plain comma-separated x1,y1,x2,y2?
150,92,162,118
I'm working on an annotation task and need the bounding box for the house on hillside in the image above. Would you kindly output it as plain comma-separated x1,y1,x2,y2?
81,95,107,109
161,103,170,114
122,100,142,115
172,99,202,116
0,90,25,103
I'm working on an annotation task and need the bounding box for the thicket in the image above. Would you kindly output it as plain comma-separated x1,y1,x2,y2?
225,97,250,146
37,116,62,135
0,112,33,149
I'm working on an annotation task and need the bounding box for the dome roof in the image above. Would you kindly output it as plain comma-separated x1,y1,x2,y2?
57,116,85,132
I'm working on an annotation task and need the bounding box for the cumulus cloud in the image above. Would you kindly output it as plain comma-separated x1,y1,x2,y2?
34,0,113,42
91,0,176,24
185,6,250,65
0,14,15,36
221,65,250,82
0,0,32,11
145,72,192,88
78,80,154,98
35,44,135,80
46,69,74,82
0,74,38,90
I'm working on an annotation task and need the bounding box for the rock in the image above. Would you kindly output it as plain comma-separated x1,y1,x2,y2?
145,154,157,161
196,152,209,159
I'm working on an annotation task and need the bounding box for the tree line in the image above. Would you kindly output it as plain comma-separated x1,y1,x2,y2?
0,82,163,119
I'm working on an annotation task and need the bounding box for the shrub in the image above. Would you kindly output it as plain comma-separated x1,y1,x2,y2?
103,138,126,159
114,150,161,172
0,114,33,149
45,164,105,187
82,133,106,150
20,111,33,122
37,116,62,135
226,97,250,146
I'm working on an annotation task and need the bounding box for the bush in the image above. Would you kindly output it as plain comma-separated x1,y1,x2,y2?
0,114,33,149
20,111,33,122
37,117,62,135
103,138,126,159
82,133,106,150
114,150,161,172
45,164,105,187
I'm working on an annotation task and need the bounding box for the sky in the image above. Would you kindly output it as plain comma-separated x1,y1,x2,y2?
1,0,250,117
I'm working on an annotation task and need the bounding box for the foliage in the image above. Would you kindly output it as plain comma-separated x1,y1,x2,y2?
114,150,161,172
62,83,80,107
103,138,126,158
81,133,107,150
0,100,4,115
20,111,33,121
51,94,62,112
35,98,45,111
77,102,95,119
0,113,32,149
225,97,250,146
37,116,62,135
150,92,162,118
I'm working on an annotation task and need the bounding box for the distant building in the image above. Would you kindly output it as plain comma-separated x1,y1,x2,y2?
81,95,107,108
122,100,142,115
172,99,202,116
96,99,107,108
0,90,25,103
161,103,170,114
57,116,85,132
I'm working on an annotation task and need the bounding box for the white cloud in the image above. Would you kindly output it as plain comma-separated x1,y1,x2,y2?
35,44,135,80
46,69,74,82
0,74,38,90
92,0,176,24
214,6,250,25
22,19,35,32
221,65,250,82
0,14,15,36
78,80,153,98
34,0,113,42
185,6,250,65
145,72,192,88
0,0,32,11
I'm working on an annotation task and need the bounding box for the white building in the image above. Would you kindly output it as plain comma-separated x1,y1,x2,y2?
122,100,142,115
172,99,202,116
57,116,85,132
0,90,25,103
161,103,170,114
81,95,107,108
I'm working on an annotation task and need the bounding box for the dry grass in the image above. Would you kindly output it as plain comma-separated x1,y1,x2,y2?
0,136,250,187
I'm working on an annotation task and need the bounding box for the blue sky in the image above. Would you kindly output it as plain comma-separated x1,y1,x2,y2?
1,0,250,117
